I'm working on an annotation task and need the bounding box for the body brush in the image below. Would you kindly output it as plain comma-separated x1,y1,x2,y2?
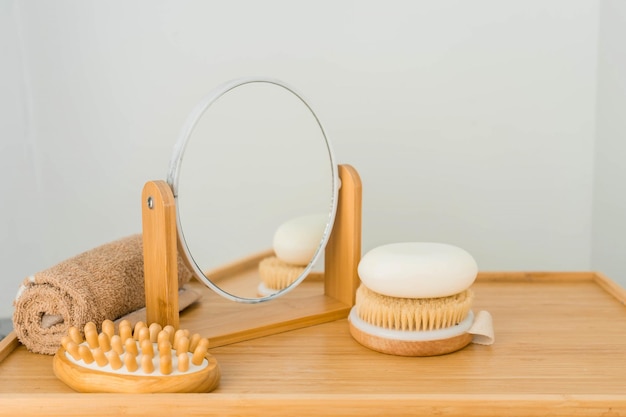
349,242,493,356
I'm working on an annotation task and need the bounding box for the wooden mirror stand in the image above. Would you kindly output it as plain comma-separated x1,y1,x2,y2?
140,164,362,347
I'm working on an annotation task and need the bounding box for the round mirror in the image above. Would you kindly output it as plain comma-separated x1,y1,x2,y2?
167,78,338,303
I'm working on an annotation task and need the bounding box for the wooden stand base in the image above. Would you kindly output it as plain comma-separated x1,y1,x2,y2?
348,322,473,357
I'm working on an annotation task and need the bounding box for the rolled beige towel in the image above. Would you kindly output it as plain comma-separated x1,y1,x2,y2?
12,234,196,355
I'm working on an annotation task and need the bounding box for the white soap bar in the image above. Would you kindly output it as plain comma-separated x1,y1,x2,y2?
358,242,478,298
273,214,327,266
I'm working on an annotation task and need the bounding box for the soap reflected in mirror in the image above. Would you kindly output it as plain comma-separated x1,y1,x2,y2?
258,214,327,296
168,79,338,302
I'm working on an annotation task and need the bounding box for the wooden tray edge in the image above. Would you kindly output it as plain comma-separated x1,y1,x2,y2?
476,271,626,304
476,271,597,282
0,392,624,417
592,271,626,304
0,331,19,364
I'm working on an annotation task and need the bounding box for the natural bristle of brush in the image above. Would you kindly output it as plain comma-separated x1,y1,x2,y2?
60,320,210,376
258,256,305,291
355,284,474,332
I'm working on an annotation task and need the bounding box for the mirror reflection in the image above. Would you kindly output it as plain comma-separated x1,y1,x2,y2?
170,79,337,302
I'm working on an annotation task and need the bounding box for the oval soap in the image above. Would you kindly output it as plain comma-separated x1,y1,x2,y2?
358,242,478,298
273,214,327,266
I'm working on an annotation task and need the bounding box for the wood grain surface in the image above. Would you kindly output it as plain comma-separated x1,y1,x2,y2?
1,272,625,416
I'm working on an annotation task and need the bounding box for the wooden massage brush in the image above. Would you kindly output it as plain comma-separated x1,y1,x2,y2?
53,319,220,393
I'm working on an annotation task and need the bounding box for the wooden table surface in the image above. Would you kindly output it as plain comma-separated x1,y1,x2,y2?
1,272,625,416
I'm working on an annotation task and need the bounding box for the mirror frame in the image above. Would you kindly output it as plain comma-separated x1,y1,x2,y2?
166,77,339,303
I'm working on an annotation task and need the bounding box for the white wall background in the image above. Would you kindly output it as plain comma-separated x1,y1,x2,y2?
1,0,622,318
592,0,626,283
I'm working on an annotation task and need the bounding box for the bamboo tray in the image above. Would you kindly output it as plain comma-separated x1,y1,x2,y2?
1,271,625,417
